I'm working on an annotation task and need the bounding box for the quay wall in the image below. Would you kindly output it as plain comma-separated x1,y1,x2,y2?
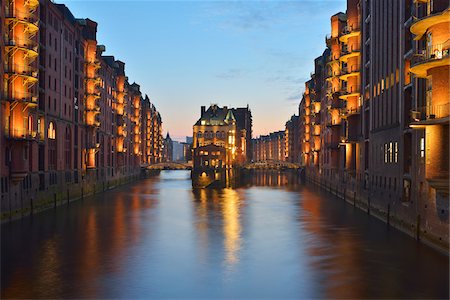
305,170,449,255
1,168,159,223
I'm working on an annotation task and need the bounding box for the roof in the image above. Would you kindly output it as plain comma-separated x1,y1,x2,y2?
194,104,236,126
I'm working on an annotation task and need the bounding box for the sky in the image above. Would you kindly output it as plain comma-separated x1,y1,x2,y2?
64,0,346,141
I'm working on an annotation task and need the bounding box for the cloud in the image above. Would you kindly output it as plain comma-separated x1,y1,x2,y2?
215,68,245,79
200,1,346,32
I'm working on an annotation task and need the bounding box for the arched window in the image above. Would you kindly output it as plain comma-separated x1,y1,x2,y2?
28,115,33,134
65,126,71,169
48,122,56,139
48,122,57,170
197,132,203,138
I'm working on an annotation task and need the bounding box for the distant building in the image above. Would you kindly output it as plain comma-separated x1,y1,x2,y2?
252,131,285,162
285,115,300,163
163,133,173,162
172,141,184,162
192,104,252,168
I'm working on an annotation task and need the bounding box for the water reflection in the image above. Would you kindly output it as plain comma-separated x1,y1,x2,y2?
192,188,242,268
1,170,448,299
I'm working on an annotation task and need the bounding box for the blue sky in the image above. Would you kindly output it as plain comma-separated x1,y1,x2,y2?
64,0,346,141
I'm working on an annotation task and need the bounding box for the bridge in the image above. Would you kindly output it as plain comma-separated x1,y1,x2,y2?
144,162,192,170
243,160,302,170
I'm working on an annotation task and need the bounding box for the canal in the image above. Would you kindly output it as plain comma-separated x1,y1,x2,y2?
2,170,448,299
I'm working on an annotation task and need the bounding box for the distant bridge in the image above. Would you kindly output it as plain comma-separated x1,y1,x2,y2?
243,160,302,170
144,162,192,170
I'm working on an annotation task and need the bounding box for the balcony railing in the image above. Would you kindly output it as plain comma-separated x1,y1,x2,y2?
341,25,360,36
5,9,39,24
340,86,360,96
3,91,38,103
340,107,361,116
341,64,360,75
4,37,38,51
4,63,38,78
4,128,37,140
410,103,449,121
412,41,450,66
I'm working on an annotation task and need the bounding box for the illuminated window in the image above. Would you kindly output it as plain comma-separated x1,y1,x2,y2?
394,142,398,163
389,142,393,163
48,121,56,139
384,143,388,163
420,138,425,158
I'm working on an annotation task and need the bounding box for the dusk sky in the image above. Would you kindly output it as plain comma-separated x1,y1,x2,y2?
65,0,346,141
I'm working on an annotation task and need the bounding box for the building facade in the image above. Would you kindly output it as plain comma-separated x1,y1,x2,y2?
294,0,449,250
192,105,252,168
1,0,163,218
252,131,285,162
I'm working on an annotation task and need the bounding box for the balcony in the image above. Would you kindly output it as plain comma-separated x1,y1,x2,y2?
4,10,39,33
339,86,360,100
325,141,339,150
3,91,38,105
326,70,341,81
326,54,340,66
325,34,338,47
410,8,450,40
410,42,450,78
339,48,361,63
86,60,101,69
340,134,359,144
4,128,37,141
410,103,450,127
4,37,39,57
339,65,360,81
339,25,361,43
4,63,39,82
340,106,361,117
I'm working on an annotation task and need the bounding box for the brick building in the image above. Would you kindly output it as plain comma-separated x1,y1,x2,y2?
192,104,252,168
295,0,449,250
1,0,163,216
252,131,285,162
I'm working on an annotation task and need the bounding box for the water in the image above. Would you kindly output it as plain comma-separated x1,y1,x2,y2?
2,170,448,299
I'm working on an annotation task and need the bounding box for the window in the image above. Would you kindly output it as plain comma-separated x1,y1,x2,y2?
389,142,393,163
420,137,425,158
65,126,71,168
48,122,57,170
384,143,388,163
394,142,398,163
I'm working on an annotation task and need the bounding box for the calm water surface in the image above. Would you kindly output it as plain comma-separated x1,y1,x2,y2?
2,170,448,299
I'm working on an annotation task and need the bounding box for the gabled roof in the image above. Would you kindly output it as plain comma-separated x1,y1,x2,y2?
195,105,236,126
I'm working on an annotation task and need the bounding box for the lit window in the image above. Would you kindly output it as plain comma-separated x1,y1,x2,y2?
48,122,56,139
420,138,425,158
394,142,398,163
389,142,393,163
384,143,388,163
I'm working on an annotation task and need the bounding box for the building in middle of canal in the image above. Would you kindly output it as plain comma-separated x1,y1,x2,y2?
192,104,252,169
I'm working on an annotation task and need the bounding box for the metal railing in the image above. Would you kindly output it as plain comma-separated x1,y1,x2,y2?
341,64,360,75
4,37,38,51
4,128,37,140
4,63,38,77
3,91,38,103
341,25,360,36
411,103,449,121
5,9,39,24
412,41,450,66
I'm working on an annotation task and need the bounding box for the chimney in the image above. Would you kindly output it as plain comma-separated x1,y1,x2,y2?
201,106,206,116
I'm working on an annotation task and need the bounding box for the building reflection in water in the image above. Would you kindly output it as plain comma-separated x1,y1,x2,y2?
192,188,243,269
1,179,161,299
240,169,302,188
